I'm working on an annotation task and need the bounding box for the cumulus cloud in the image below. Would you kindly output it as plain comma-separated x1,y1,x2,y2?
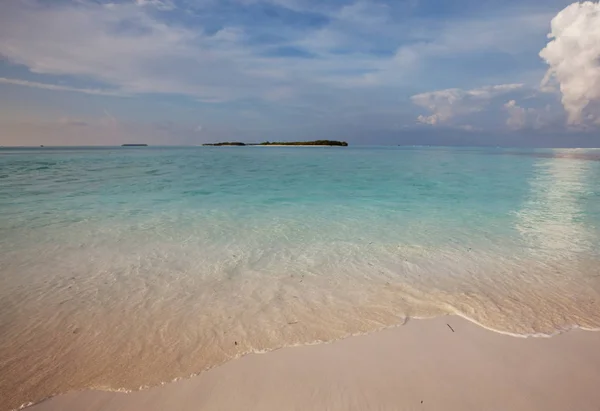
503,100,562,130
504,100,527,129
411,84,523,125
540,1,600,125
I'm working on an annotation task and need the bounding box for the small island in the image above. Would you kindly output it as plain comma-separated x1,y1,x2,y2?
202,142,246,146
203,140,348,147
260,140,348,146
122,144,148,147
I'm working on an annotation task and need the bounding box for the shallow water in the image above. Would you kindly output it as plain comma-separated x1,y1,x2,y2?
1,146,599,410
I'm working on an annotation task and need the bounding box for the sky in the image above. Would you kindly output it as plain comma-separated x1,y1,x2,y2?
0,0,599,146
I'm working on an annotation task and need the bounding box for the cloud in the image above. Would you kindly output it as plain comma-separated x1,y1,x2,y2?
336,1,390,26
0,0,401,103
212,27,245,43
0,1,274,101
0,77,124,96
0,0,581,144
503,99,564,130
504,100,527,129
134,0,176,10
361,9,555,86
411,84,523,125
0,0,558,104
540,1,600,126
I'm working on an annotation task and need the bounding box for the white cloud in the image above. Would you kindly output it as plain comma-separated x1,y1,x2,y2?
0,0,404,103
540,1,600,125
363,11,554,84
135,0,176,10
504,100,527,129
212,27,245,43
336,1,390,26
411,84,523,125
0,0,570,130
503,100,561,130
291,3,553,90
0,1,283,101
0,77,124,96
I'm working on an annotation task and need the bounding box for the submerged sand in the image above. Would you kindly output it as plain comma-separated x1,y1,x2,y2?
27,316,600,411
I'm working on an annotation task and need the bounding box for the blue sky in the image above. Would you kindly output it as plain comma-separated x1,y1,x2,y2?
0,0,599,146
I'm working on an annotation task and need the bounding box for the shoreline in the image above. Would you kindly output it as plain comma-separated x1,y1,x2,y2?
24,316,600,411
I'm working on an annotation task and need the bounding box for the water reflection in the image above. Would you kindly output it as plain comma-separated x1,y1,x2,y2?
516,150,593,257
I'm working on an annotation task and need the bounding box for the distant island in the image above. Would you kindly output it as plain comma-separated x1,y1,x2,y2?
260,140,348,146
203,140,348,147
122,144,148,147
202,142,246,146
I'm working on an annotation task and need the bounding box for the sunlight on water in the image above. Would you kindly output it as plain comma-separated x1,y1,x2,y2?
516,152,594,256
0,146,599,410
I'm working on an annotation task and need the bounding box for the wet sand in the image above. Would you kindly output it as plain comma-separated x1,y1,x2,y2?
27,316,600,411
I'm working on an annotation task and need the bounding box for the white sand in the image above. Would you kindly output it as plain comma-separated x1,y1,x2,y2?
27,316,600,411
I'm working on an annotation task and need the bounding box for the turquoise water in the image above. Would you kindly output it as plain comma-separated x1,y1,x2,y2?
1,146,600,409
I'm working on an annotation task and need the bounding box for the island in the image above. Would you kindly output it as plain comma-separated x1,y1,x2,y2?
203,140,348,147
121,144,148,147
202,142,246,146
260,140,348,146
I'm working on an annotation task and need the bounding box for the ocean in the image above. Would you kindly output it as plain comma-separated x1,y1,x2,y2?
1,146,599,410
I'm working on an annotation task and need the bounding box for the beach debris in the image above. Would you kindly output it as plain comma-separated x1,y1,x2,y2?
446,324,455,332
72,327,81,334
234,341,238,345
287,321,299,325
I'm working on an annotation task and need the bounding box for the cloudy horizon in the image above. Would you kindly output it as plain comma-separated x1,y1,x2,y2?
1,0,599,147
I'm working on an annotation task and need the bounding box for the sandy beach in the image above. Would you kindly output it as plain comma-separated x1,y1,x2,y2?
27,316,600,411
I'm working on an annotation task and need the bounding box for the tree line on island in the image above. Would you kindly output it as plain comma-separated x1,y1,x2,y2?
203,140,348,146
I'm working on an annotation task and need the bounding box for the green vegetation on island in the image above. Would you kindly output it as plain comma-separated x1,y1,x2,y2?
259,140,348,146
203,140,348,147
202,142,246,146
